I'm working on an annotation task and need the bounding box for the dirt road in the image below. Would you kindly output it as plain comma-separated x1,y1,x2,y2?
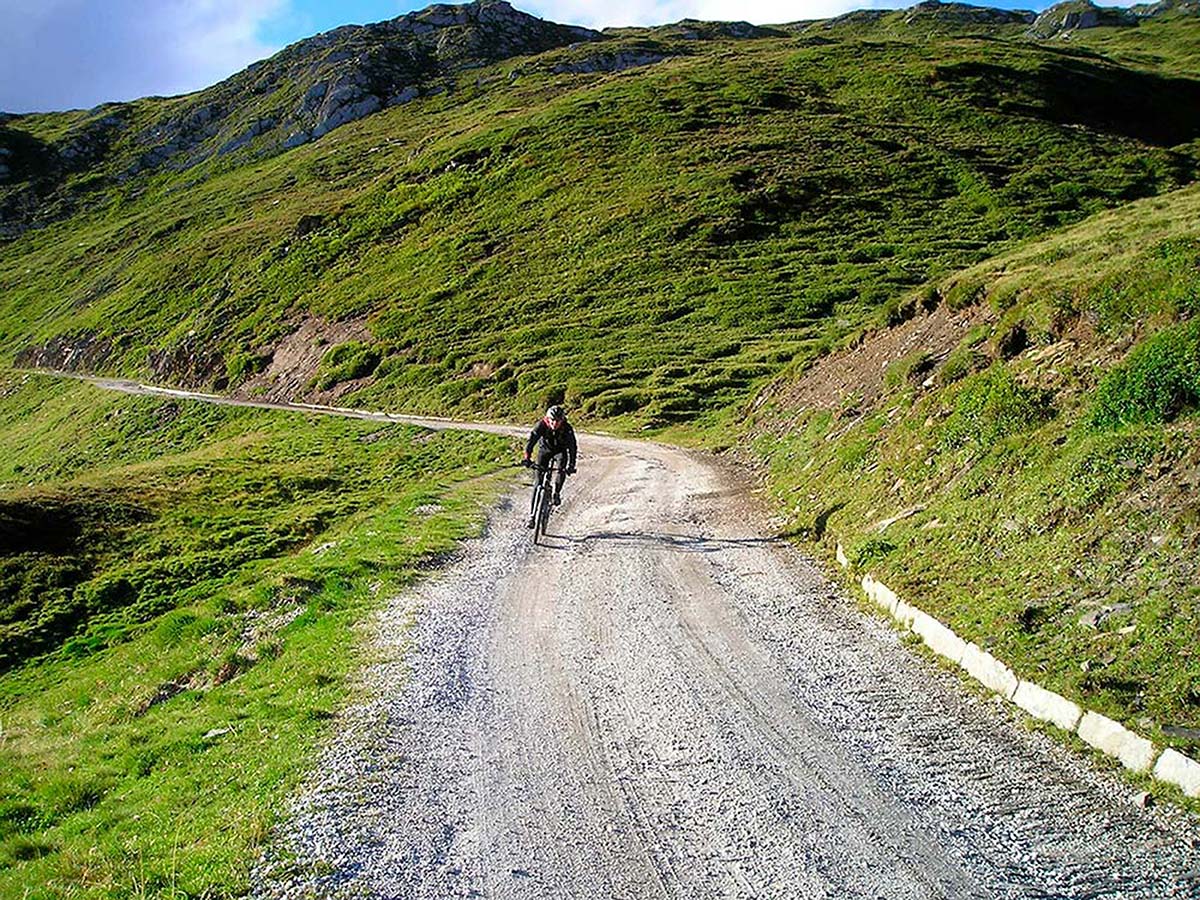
61,376,1198,897
249,436,1196,898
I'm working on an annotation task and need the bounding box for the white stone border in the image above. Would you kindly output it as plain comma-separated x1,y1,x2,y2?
837,543,1200,799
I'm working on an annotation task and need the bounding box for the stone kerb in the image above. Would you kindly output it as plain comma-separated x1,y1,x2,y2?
838,546,1200,798
1077,711,1156,773
1011,680,1084,732
961,642,1019,700
1155,749,1200,798
908,607,967,666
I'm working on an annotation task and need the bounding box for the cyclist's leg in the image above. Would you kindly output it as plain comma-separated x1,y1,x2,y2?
552,451,567,501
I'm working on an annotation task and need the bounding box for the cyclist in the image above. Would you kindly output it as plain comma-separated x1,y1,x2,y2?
523,404,577,525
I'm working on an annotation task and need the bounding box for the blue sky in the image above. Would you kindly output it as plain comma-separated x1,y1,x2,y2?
1,0,1077,114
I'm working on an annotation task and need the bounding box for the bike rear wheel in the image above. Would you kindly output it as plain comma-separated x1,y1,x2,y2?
531,478,545,545
536,472,552,541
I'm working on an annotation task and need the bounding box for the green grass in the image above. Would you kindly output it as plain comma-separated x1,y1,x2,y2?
3,25,1200,433
754,180,1200,751
1090,319,1200,427
0,372,513,897
1,7,1200,854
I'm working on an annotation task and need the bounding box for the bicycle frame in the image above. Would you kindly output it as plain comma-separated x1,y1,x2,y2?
529,460,560,544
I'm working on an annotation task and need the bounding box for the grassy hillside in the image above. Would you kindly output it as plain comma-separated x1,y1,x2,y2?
0,372,511,896
1,4,1200,887
3,19,1200,431
753,182,1200,762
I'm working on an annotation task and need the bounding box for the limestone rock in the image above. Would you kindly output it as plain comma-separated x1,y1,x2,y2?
1028,1,1137,37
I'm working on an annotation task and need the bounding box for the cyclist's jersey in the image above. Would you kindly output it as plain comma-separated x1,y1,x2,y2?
526,419,577,468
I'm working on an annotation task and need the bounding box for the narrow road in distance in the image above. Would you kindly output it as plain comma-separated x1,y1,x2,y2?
61,374,1200,898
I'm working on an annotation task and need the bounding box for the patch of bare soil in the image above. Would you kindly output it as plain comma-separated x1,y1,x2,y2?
770,303,990,418
236,315,371,403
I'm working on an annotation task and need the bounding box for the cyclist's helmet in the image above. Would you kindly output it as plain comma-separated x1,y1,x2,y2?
544,404,566,429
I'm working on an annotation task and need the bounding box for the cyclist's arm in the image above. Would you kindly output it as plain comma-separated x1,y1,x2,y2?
524,422,542,459
566,426,578,470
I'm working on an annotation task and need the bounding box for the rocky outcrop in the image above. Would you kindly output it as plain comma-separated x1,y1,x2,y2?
13,332,117,373
0,1,604,237
807,0,1191,34
1027,1,1138,37
1132,0,1200,17
900,1,1034,26
650,19,787,40
551,49,671,75
117,0,601,172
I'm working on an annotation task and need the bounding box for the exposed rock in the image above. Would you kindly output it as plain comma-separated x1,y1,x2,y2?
1133,0,1200,17
652,19,787,40
1077,602,1134,629
147,336,225,387
218,118,277,155
233,315,373,403
552,50,671,74
901,1,1035,26
2,1,605,234
14,332,116,372
1028,1,1138,37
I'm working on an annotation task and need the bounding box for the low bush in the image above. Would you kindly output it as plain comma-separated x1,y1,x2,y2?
849,536,897,569
938,344,988,385
882,294,918,327
941,365,1054,450
225,351,270,383
944,277,985,311
884,350,935,391
1090,320,1200,428
312,342,382,391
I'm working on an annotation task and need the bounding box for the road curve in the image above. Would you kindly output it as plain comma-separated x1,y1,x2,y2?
248,436,1196,899
56,375,1199,898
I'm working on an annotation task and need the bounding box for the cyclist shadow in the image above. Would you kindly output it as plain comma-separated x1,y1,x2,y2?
540,530,785,553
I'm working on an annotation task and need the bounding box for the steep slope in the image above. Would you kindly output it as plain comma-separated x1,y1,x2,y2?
1,2,1200,891
0,1,601,236
2,4,1199,433
754,182,1200,743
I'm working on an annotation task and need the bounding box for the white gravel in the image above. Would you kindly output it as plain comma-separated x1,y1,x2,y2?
238,433,1200,899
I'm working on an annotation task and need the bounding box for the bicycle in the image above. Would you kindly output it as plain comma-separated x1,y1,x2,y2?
527,459,561,545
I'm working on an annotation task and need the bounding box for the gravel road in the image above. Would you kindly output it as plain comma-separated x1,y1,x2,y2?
46,375,1198,897
242,431,1200,900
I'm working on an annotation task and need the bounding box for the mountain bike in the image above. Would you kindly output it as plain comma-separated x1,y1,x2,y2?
528,459,561,545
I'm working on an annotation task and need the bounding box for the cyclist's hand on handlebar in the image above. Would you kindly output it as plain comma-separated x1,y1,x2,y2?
566,467,577,475
522,457,533,468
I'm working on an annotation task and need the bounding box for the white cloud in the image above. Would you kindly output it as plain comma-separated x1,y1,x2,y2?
0,0,287,113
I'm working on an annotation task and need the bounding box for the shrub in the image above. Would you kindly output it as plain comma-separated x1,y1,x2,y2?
884,351,935,391
882,294,918,327
312,342,381,391
938,345,987,385
225,351,269,383
944,277,984,310
942,365,1054,450
1089,320,1200,428
849,536,897,569
920,283,941,312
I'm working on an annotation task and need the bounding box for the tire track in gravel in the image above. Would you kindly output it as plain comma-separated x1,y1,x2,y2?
248,436,1198,900
52,376,1199,899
